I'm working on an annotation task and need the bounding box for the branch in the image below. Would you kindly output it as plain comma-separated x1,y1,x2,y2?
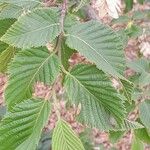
60,0,68,33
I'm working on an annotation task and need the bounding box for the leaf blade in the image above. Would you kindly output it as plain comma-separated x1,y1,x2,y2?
1,8,60,49
66,21,126,79
5,47,60,109
0,46,16,73
52,119,85,150
0,98,51,150
64,64,126,130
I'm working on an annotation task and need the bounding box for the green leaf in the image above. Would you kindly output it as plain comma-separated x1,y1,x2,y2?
109,131,124,143
64,64,126,130
0,19,15,53
121,120,143,130
137,0,145,4
134,128,150,144
131,135,144,150
79,129,93,150
5,47,60,109
117,29,128,47
0,46,16,73
0,106,6,120
132,10,150,20
120,79,134,103
127,58,150,86
66,21,126,79
0,19,15,36
125,24,143,38
52,119,85,150
112,15,130,24
1,8,60,49
0,3,23,19
139,100,150,129
74,0,89,12
61,41,75,70
125,0,133,12
64,14,80,30
0,0,43,9
0,42,8,53
37,131,52,150
0,98,51,150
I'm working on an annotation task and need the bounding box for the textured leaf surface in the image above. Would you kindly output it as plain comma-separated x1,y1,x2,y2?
0,0,43,8
0,106,6,120
5,47,60,109
66,21,125,78
139,100,150,129
121,79,134,103
131,135,144,150
0,99,51,150
127,58,150,86
0,47,16,72
52,119,84,150
61,41,75,70
0,3,23,19
134,128,150,144
109,131,124,143
0,19,15,53
37,131,52,150
119,120,143,131
74,0,89,11
1,8,60,49
64,64,125,130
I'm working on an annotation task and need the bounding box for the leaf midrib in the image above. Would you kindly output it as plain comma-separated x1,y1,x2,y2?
22,54,54,99
65,33,117,74
66,71,124,122
66,71,103,106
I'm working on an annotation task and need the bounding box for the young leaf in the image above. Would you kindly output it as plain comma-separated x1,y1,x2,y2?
139,100,150,129
52,119,85,150
66,21,126,79
0,98,51,150
1,8,60,49
0,46,16,73
64,64,126,130
5,47,60,109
